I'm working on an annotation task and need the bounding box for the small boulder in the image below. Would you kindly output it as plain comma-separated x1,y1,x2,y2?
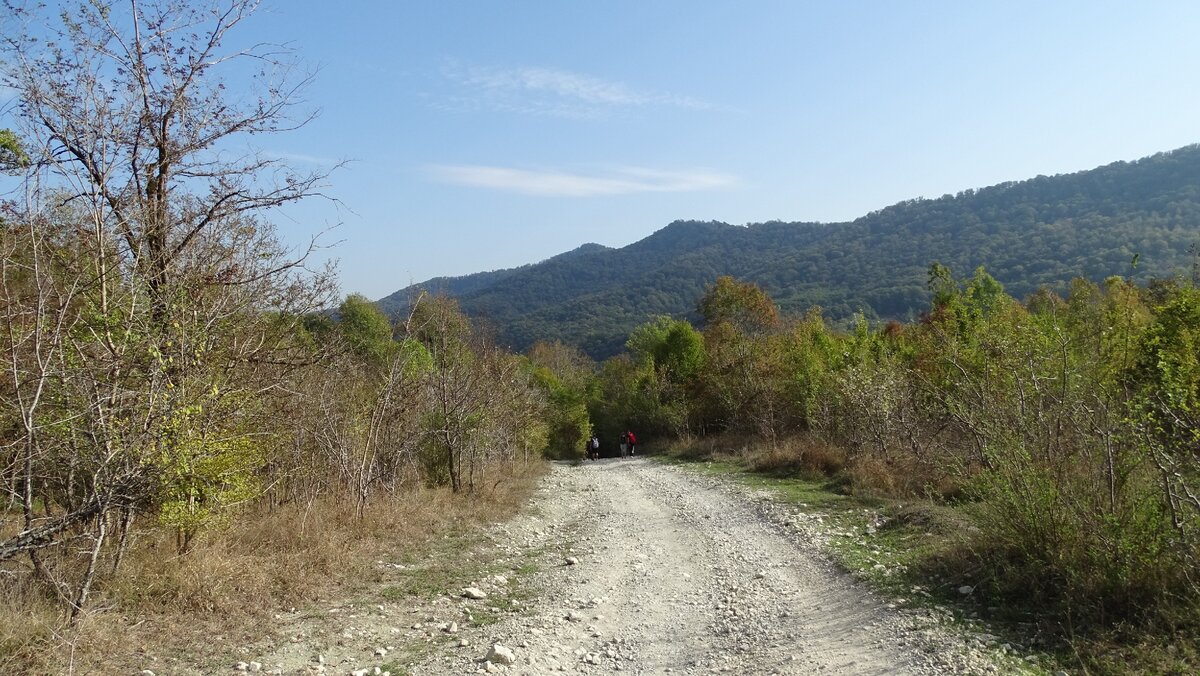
486,644,517,665
462,587,488,600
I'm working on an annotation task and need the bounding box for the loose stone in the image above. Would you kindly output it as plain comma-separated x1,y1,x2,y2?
486,643,517,666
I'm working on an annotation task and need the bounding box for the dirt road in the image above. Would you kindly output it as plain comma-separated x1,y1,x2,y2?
403,458,992,675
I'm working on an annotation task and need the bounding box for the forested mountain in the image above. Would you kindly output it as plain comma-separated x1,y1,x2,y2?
386,242,614,302
379,145,1200,358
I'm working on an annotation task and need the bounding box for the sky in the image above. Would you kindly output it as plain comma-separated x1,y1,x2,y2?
19,1,1200,300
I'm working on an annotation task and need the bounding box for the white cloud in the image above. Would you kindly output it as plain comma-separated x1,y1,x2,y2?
441,63,712,117
465,67,638,105
271,151,338,166
427,164,736,197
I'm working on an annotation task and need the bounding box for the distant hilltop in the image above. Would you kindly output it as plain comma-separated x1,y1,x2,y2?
378,144,1200,359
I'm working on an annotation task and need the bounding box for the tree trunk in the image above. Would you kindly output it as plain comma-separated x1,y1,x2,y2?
0,502,104,562
70,514,108,623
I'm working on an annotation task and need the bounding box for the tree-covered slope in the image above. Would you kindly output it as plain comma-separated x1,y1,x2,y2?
379,145,1200,358
377,242,612,317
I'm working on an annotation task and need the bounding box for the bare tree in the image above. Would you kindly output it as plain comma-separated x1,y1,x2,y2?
308,338,430,518
0,0,335,618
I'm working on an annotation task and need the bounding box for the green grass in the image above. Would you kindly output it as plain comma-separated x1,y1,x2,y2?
379,523,516,601
380,567,462,600
371,524,546,672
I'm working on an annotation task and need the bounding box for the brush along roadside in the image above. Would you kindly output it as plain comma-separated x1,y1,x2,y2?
0,465,547,675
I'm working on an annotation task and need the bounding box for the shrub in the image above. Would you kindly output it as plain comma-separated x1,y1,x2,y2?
744,436,845,479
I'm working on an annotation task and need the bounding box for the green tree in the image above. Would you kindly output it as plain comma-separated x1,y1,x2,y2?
1129,285,1200,589
339,294,399,365
527,341,594,460
626,316,705,383
0,129,27,171
779,308,838,431
625,316,705,436
697,279,788,439
591,354,658,445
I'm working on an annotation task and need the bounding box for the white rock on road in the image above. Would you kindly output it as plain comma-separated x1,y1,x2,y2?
485,643,516,665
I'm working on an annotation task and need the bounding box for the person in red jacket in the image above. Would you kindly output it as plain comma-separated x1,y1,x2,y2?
626,430,637,456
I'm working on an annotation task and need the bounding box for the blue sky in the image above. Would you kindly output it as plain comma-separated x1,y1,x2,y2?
147,2,1200,298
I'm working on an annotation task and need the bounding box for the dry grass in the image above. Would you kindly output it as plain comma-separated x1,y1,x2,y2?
664,432,958,501
744,436,846,478
0,463,546,674
843,450,967,500
845,455,905,497
663,433,848,483
0,576,64,676
664,433,748,461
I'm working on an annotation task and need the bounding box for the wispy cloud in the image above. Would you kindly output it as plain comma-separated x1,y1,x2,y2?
427,165,737,197
440,63,713,118
271,151,339,166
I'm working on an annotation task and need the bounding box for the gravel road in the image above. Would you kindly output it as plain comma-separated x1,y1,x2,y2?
405,458,996,675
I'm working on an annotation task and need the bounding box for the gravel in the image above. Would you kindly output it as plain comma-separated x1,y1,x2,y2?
406,458,1000,675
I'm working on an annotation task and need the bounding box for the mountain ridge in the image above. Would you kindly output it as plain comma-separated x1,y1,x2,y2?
378,145,1200,358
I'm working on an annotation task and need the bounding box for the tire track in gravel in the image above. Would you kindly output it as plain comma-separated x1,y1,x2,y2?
412,458,990,675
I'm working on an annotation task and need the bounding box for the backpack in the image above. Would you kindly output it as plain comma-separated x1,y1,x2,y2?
591,437,599,449
628,432,636,444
